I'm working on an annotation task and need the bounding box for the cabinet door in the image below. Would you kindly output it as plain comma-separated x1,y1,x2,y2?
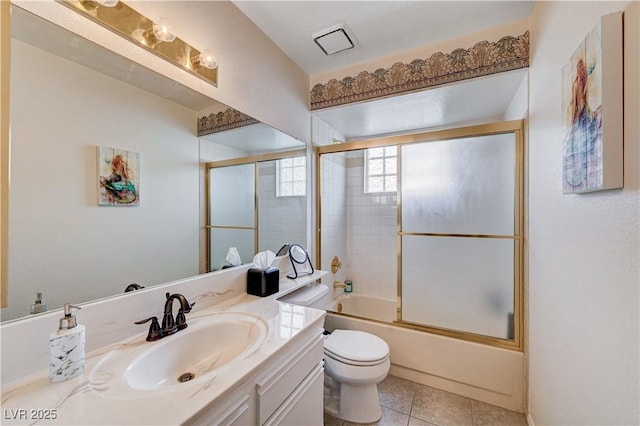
256,334,324,423
263,364,324,426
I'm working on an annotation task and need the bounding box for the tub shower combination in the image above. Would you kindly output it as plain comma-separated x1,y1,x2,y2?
316,122,526,412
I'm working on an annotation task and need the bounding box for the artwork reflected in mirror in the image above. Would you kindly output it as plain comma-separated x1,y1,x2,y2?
98,147,140,206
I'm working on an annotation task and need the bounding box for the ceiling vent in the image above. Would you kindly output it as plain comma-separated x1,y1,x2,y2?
313,24,355,56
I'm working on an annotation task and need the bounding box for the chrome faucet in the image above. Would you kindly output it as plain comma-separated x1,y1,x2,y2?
135,292,194,341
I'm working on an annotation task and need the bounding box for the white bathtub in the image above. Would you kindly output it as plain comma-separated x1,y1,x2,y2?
323,293,525,413
329,293,396,323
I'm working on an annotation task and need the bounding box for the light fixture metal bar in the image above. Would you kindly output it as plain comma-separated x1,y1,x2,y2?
60,0,217,86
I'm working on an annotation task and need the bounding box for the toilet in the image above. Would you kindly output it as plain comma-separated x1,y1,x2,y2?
278,284,390,423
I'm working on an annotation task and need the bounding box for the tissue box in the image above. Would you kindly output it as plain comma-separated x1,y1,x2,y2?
247,267,279,297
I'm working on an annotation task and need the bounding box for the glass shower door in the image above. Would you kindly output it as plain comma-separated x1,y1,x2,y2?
400,133,518,340
208,163,256,270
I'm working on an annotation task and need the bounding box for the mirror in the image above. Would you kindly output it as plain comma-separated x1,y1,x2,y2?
201,123,307,270
287,244,314,279
2,6,307,322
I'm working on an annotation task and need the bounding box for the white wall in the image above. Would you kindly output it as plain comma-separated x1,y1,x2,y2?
528,2,639,424
503,72,529,122
199,140,248,162
2,39,200,321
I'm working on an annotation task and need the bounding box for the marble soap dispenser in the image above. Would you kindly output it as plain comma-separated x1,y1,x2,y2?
49,304,85,383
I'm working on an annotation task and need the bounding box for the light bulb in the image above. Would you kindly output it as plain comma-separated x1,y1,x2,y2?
94,0,119,6
194,49,218,70
152,17,176,43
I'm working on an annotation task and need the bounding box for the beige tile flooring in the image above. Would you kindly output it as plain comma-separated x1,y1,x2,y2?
324,375,527,426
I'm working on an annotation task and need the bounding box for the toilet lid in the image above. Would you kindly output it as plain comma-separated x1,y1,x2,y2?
324,330,389,363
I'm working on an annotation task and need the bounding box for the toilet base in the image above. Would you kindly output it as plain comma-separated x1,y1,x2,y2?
334,382,383,424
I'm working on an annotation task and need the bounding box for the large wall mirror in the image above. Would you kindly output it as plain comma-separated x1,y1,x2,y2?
2,5,306,322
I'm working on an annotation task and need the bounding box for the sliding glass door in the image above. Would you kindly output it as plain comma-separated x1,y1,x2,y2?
400,133,518,340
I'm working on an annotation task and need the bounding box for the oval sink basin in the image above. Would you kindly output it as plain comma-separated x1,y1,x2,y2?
125,313,267,391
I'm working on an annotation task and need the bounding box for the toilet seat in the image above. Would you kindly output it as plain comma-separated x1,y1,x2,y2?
324,349,388,366
324,330,389,366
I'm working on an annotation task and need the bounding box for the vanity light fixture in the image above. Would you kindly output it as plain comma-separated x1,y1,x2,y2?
61,0,218,86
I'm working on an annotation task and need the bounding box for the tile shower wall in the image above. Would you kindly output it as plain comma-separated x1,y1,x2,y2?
345,152,397,301
313,117,348,284
258,161,306,253
321,153,348,285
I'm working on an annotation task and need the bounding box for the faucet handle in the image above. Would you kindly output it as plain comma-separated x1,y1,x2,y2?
135,316,162,341
175,308,188,331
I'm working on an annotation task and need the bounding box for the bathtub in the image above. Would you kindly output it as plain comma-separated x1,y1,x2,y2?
328,293,396,323
323,292,525,413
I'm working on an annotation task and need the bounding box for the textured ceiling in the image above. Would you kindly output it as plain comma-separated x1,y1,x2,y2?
232,1,535,75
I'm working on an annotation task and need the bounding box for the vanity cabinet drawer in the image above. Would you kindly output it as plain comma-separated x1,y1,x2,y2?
185,390,252,426
263,364,324,426
256,332,324,424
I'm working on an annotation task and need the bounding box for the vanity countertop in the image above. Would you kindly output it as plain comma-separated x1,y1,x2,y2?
0,273,327,426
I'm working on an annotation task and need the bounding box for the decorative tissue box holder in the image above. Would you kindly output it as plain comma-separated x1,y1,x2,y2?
247,267,279,297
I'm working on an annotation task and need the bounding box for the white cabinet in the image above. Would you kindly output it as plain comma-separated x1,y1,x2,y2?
186,322,325,426
263,364,324,426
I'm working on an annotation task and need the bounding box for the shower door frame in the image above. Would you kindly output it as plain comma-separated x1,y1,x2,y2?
316,120,525,351
205,148,306,273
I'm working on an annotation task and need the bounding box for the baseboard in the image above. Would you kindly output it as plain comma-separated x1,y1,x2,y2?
389,364,524,413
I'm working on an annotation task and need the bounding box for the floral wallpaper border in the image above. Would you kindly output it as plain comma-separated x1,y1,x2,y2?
310,31,529,110
198,108,259,136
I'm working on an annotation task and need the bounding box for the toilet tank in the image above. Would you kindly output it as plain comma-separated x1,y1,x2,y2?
278,284,330,309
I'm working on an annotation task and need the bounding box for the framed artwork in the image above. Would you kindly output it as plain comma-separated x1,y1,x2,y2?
98,147,139,206
561,11,623,194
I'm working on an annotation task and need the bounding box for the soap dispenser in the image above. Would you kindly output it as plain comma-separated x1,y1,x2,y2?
49,304,85,383
30,292,47,314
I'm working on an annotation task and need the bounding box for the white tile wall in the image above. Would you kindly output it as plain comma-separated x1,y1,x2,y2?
258,162,306,253
313,117,397,300
320,153,348,287
313,117,348,287
345,152,397,300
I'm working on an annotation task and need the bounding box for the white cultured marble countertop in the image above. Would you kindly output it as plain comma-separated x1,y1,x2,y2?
0,273,327,426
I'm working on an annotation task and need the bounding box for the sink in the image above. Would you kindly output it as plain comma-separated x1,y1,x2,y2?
124,313,267,391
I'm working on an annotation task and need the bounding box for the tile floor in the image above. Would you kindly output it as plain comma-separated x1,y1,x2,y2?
324,375,528,426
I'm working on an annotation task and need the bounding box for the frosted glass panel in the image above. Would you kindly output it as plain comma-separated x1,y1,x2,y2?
402,134,515,235
210,228,254,271
402,236,514,339
209,164,255,227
